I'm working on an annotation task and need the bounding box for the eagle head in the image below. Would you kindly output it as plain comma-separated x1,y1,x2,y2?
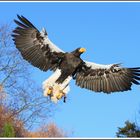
72,47,86,57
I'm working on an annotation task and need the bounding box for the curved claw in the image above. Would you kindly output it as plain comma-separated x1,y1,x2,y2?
56,92,65,100
47,86,53,95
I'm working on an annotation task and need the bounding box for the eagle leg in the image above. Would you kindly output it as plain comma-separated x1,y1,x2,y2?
51,85,69,103
44,86,53,97
43,81,70,103
42,69,72,103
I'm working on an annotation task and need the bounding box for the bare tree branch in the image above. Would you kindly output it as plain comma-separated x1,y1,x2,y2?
0,24,56,130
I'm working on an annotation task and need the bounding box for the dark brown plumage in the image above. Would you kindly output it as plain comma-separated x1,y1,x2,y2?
75,64,140,93
12,15,64,72
12,15,140,96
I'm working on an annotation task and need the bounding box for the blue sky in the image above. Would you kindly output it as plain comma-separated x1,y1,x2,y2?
1,2,140,138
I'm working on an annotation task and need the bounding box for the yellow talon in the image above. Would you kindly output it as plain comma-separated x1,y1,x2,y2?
47,89,52,95
47,86,53,95
56,92,64,100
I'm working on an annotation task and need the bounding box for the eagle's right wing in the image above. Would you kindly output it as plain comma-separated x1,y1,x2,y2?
75,61,140,93
12,15,64,71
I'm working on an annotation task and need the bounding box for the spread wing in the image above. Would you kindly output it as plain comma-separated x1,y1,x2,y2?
75,61,140,93
12,15,64,71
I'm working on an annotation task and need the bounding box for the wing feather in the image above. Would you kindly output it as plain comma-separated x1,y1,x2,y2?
12,15,64,71
75,61,140,93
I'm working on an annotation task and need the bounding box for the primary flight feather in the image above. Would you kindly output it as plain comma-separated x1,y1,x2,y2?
12,15,140,103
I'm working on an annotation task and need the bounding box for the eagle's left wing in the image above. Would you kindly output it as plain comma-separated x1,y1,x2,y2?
12,15,64,72
75,61,140,93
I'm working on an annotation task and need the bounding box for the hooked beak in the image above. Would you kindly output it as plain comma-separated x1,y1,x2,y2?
79,48,86,53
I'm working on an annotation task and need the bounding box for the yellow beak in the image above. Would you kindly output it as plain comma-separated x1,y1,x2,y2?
79,48,86,53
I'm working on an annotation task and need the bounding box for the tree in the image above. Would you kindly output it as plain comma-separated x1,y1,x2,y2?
0,24,71,138
0,24,56,132
28,122,68,137
116,121,140,137
0,97,27,137
1,123,15,137
0,94,67,137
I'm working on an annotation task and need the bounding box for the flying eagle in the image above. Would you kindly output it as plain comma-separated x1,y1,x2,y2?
12,15,140,103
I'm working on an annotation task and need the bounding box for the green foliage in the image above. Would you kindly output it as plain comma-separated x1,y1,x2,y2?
1,122,15,137
116,121,140,138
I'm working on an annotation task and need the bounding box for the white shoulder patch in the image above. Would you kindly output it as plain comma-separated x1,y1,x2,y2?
84,61,114,69
40,28,64,53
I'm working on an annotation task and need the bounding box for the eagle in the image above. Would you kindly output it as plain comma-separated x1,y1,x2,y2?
12,15,140,103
